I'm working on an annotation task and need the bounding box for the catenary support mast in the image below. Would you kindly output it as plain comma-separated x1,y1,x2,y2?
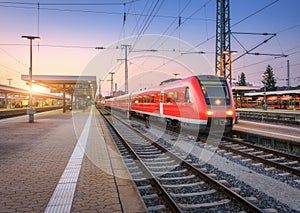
215,0,232,84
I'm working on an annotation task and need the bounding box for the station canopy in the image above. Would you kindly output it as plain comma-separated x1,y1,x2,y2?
21,75,97,98
231,86,260,92
0,84,62,99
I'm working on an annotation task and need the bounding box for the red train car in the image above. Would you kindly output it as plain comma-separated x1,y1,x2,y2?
103,75,236,136
242,90,300,110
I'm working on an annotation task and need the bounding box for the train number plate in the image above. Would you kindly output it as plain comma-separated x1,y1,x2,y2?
213,118,230,126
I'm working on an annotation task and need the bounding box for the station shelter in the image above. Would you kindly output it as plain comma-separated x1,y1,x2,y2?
21,75,97,112
231,86,260,108
0,84,62,109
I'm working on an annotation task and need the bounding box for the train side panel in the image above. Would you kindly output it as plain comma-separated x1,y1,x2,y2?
103,75,236,135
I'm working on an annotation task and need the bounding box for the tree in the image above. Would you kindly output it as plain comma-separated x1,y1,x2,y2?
238,72,246,86
263,64,277,91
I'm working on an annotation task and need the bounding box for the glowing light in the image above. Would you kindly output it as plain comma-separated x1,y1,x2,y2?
206,110,213,116
32,84,50,93
226,110,233,116
215,99,221,105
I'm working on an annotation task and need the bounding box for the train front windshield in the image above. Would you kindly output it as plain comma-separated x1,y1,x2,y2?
198,77,231,106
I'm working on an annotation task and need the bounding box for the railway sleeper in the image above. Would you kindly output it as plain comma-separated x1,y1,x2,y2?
170,189,217,198
158,174,195,181
163,181,205,188
178,198,231,209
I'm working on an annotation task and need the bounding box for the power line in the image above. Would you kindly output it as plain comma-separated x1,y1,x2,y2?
0,1,137,6
231,0,280,28
0,2,212,21
0,43,108,49
0,63,23,74
0,47,28,68
193,0,281,50
277,23,300,34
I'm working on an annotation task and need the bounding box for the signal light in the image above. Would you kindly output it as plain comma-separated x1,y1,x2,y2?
206,110,213,116
226,110,233,116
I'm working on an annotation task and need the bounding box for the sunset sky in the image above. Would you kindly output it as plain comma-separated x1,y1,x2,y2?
0,0,299,94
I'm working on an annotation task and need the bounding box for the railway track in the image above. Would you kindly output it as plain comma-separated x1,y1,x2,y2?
98,107,283,212
129,109,300,185
220,136,300,176
209,136,300,188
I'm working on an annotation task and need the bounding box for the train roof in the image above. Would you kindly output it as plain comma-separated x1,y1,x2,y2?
108,75,229,100
160,78,182,85
245,89,300,96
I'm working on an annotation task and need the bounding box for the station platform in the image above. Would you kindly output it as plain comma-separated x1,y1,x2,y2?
0,107,147,212
233,120,300,143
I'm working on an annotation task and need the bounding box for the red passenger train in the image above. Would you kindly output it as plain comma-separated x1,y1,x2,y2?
101,75,236,136
241,90,300,109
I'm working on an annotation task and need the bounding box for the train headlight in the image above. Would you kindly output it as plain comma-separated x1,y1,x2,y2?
206,110,213,116
215,99,221,105
226,110,233,116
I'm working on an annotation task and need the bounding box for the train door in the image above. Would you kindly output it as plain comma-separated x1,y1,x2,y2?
159,90,164,116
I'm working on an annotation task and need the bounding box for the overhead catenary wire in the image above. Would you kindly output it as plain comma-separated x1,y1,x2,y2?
1,0,299,86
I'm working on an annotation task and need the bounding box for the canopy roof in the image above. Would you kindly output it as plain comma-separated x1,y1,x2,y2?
21,75,97,97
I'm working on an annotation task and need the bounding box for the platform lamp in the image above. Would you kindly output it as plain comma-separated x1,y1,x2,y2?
223,50,238,86
21,35,40,123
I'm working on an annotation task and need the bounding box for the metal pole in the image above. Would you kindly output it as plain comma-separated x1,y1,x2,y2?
263,74,267,110
287,59,290,89
111,74,114,96
120,44,131,94
7,78,12,86
229,52,232,85
62,84,66,113
28,39,34,122
125,45,128,94
22,35,40,123
109,72,115,96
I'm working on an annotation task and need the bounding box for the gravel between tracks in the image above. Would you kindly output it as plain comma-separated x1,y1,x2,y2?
139,123,300,212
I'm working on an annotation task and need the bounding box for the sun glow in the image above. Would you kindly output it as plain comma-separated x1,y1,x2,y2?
31,84,50,93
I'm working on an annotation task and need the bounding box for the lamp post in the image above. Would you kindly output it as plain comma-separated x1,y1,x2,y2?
262,73,268,110
21,35,40,123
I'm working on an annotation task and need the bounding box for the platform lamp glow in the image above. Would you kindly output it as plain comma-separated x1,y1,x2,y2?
21,35,40,123
223,50,238,86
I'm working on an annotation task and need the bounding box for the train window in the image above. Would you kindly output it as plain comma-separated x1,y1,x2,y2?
174,91,179,102
199,80,230,105
160,93,164,103
184,87,191,103
151,95,155,103
166,92,174,103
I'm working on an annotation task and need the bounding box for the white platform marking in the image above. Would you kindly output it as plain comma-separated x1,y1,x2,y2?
45,111,92,213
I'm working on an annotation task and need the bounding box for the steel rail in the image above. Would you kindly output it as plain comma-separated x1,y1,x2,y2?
223,136,300,161
129,127,265,213
222,136,300,176
99,109,183,213
100,108,265,213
